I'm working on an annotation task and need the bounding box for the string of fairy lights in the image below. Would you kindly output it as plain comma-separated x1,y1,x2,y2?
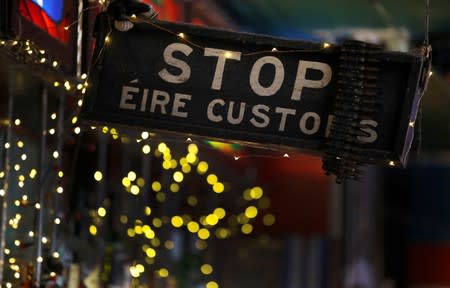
0,34,279,288
0,30,89,286
0,1,333,286
86,133,277,287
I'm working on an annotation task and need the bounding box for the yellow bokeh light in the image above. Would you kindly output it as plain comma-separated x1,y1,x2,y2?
130,185,140,195
146,248,156,258
129,266,139,278
198,228,210,240
152,181,162,192
145,229,155,239
153,218,163,227
94,171,103,182
206,281,219,288
136,264,145,273
245,206,258,218
179,157,188,166
29,169,38,179
186,153,197,164
151,238,161,247
241,223,253,234
212,182,224,193
237,214,249,224
250,186,263,199
127,228,136,237
165,240,175,250
98,207,106,217
197,161,208,174
195,240,208,250
207,174,218,185
170,159,178,169
145,206,152,216
141,131,149,139
215,228,230,239
142,144,151,154
127,171,137,181
199,216,207,226
188,143,198,154
182,164,191,173
187,196,198,206
122,177,131,187
170,183,179,193
156,192,166,202
171,216,184,228
158,268,169,278
157,142,167,153
135,225,143,234
243,189,252,201
89,225,97,236
206,214,219,226
213,207,226,219
200,264,213,275
162,160,171,170
120,215,128,224
137,178,145,187
173,171,184,183
187,221,200,233
263,214,276,226
164,153,172,161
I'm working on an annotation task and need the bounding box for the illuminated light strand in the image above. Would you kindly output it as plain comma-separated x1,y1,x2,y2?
63,5,102,31
0,38,87,94
146,136,317,163
129,16,334,57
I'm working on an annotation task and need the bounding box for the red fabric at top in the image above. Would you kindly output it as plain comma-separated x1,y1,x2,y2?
19,0,70,44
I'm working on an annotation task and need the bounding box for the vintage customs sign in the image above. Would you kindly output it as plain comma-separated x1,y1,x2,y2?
81,13,430,180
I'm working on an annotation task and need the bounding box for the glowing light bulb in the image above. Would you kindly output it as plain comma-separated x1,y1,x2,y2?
94,171,103,182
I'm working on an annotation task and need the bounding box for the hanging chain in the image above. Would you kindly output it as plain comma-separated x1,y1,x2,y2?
424,0,430,46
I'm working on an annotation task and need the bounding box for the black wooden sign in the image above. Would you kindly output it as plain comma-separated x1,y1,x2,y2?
81,13,430,180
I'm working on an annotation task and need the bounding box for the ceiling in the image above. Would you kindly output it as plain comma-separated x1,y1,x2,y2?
214,0,450,40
